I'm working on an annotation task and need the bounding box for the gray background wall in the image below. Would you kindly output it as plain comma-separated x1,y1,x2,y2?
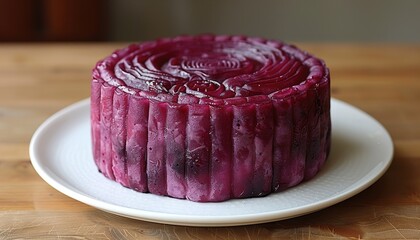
106,0,420,42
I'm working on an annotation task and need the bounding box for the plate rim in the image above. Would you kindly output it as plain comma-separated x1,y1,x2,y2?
29,98,393,226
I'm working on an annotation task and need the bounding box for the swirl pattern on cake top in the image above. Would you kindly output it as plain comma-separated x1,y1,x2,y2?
95,35,326,102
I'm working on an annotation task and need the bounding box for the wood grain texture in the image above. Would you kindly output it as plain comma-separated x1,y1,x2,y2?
0,43,419,239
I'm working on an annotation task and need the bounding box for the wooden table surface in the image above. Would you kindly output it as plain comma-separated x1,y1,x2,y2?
0,43,419,239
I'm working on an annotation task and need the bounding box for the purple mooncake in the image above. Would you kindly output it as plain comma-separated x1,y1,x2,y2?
91,35,331,202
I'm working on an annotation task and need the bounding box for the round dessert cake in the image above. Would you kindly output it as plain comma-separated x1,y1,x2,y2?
91,35,331,202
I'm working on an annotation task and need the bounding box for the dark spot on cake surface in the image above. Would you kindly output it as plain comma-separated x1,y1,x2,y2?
307,138,321,162
147,168,167,195
186,154,200,175
185,150,209,176
112,140,126,158
169,144,185,175
252,170,270,196
297,108,308,119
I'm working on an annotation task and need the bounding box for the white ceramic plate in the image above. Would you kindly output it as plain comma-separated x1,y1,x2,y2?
30,98,393,227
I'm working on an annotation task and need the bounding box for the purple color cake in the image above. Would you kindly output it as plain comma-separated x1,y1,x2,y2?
91,35,331,202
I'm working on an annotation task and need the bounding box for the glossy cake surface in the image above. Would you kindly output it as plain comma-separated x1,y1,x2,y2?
91,35,331,202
